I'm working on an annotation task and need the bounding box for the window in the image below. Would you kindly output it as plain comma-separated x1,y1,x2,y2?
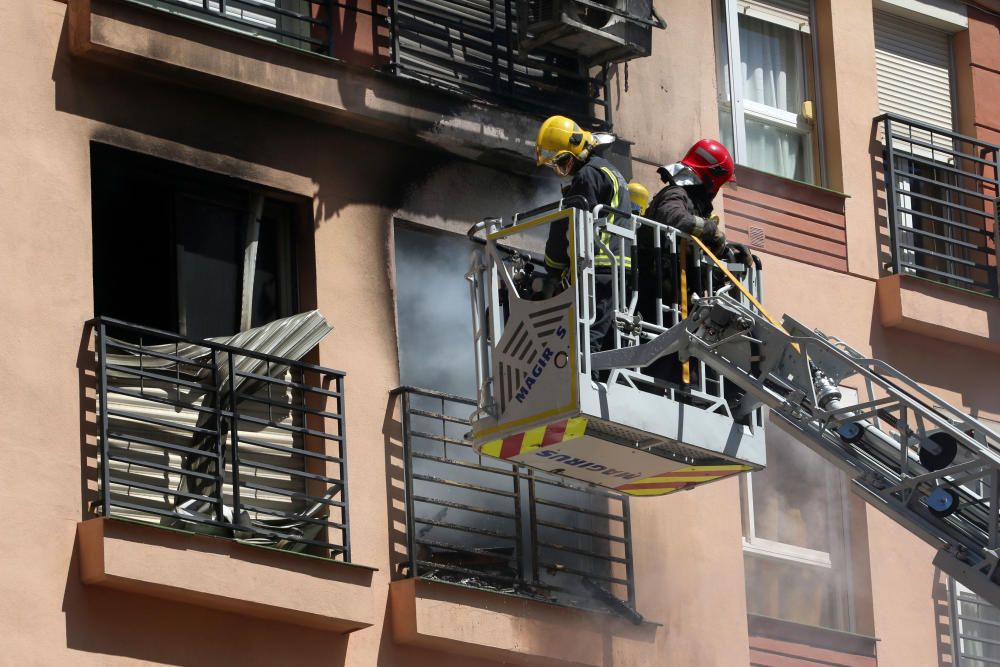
741,396,856,631
715,0,822,184
952,578,1000,664
872,13,989,293
136,0,321,54
91,143,299,339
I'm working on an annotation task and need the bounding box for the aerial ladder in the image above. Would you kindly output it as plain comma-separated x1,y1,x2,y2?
466,202,1000,609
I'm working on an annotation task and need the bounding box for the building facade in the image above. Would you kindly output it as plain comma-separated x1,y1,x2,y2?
3,0,1000,664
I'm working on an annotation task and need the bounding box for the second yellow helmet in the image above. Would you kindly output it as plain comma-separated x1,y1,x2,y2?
628,181,650,215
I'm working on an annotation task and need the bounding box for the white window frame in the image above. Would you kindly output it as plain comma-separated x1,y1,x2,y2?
717,0,825,185
740,387,858,631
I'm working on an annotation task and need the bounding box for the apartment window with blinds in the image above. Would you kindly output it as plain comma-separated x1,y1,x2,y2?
741,394,857,632
91,144,299,340
714,0,823,184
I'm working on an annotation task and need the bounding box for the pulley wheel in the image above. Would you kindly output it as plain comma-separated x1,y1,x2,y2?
920,431,958,472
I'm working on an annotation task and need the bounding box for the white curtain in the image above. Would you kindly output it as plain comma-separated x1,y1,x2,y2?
739,15,808,180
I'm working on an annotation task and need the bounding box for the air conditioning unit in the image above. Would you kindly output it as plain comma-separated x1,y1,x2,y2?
518,0,655,65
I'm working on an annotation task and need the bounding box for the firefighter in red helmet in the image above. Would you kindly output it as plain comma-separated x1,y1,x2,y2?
645,138,739,255
638,139,752,388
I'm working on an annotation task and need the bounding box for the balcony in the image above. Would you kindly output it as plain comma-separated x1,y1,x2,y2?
91,315,350,558
876,114,1000,350
878,113,1000,297
80,315,374,631
67,0,655,171
388,387,652,663
388,0,614,127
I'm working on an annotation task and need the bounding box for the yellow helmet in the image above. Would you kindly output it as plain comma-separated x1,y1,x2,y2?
628,181,650,215
535,115,595,177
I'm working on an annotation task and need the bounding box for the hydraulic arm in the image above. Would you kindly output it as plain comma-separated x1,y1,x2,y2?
592,288,1000,608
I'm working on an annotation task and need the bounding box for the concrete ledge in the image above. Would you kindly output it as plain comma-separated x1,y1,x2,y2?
389,579,658,667
877,274,1000,353
78,518,376,633
66,0,538,171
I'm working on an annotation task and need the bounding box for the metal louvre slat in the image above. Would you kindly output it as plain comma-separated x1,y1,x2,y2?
392,0,609,127
95,314,351,561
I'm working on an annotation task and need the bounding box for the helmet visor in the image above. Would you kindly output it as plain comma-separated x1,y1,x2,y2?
550,153,577,177
536,146,575,166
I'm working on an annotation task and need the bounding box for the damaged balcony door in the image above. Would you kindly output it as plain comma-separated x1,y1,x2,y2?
91,146,322,545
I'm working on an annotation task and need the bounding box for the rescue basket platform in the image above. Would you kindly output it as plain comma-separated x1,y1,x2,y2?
466,204,765,496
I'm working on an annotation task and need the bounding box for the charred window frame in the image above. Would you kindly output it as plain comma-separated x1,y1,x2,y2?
391,223,637,618
91,143,302,340
740,388,857,632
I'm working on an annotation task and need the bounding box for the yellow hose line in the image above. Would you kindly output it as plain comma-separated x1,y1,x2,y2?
679,240,691,384
688,235,800,352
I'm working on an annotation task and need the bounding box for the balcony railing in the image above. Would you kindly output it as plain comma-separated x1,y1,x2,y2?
395,386,638,621
116,0,613,128
93,317,350,561
878,113,1000,297
388,0,612,127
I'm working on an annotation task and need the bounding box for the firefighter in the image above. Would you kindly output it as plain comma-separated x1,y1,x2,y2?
645,138,753,265
646,139,733,252
535,115,632,357
628,181,650,216
640,139,752,393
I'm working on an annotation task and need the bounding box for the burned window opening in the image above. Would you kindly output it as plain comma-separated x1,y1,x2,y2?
91,143,300,340
89,144,343,559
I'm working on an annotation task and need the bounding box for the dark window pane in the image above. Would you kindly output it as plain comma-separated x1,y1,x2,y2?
91,146,178,336
393,226,477,396
175,195,244,339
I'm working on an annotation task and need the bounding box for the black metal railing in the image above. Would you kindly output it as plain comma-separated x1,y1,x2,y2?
93,317,350,561
121,0,374,57
117,0,616,126
395,386,638,621
878,113,1000,297
388,0,613,128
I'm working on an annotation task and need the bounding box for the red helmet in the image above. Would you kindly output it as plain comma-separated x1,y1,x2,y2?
681,139,735,195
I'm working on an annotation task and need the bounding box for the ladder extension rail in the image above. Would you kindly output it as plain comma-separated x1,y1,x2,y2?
593,294,1000,607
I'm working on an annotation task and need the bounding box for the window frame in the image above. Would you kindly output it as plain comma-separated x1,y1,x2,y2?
739,387,859,632
715,0,827,186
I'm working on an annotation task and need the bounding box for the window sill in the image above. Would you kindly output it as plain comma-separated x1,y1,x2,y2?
77,518,376,633
748,614,877,666
877,274,1000,352
389,578,659,666
722,167,849,272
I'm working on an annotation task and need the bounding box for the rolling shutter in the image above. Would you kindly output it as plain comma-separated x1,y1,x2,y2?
738,0,810,33
874,10,954,132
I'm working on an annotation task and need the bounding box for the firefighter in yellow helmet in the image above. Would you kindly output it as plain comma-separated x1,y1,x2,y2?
536,115,631,358
628,181,650,216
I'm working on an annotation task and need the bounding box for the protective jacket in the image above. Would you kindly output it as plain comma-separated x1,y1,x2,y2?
544,156,632,272
645,179,723,253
